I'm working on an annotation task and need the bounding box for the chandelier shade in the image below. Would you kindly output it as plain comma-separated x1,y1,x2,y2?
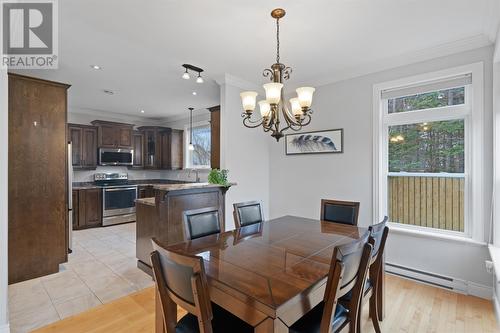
240,8,316,141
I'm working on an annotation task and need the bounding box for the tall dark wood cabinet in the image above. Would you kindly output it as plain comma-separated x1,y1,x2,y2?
91,120,133,149
8,73,70,284
68,124,97,169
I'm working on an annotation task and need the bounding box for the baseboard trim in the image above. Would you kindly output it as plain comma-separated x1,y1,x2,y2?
0,323,10,333
386,262,493,299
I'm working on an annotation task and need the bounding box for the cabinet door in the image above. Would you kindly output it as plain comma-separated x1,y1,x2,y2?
132,132,144,168
72,190,79,230
144,130,157,168
84,189,102,227
82,127,97,168
119,127,132,148
69,126,83,167
170,130,183,170
160,131,171,169
100,125,120,148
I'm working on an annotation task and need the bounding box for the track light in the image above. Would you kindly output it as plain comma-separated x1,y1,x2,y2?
181,64,204,83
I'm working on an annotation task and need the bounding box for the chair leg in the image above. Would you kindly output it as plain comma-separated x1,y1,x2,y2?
369,295,381,333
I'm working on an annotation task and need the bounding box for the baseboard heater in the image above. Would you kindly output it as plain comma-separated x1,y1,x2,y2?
385,262,467,293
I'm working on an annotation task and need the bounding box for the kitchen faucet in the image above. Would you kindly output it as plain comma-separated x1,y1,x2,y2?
188,169,200,183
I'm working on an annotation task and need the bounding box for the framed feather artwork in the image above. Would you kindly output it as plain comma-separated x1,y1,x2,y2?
285,129,344,155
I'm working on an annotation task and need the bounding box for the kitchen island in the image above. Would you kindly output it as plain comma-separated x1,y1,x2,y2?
135,182,231,274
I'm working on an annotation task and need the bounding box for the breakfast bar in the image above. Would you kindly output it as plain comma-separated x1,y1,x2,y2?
135,183,231,274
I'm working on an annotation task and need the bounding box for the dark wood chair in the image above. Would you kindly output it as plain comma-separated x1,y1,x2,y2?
151,238,253,333
289,231,373,333
232,201,264,228
320,199,360,226
340,216,389,333
183,207,222,241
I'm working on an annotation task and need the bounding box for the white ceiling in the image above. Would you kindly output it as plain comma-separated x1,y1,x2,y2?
14,0,499,119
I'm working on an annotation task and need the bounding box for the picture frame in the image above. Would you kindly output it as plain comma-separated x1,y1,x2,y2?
285,128,344,155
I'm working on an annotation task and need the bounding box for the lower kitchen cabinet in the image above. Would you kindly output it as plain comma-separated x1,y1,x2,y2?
73,188,102,229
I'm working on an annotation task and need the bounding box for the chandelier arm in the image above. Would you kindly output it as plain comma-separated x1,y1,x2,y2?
242,116,266,128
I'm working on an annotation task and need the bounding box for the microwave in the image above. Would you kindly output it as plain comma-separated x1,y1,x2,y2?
99,148,134,166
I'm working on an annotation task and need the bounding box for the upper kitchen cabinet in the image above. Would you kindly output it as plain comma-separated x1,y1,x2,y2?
68,124,97,170
131,130,144,168
161,129,183,170
137,126,183,170
91,120,133,149
8,73,70,284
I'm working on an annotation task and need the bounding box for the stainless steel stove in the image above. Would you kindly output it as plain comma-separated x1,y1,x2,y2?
94,173,137,226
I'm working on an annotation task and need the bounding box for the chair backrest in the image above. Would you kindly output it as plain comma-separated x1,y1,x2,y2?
320,231,372,333
320,199,360,226
151,238,213,333
233,201,264,228
368,216,389,261
183,207,222,241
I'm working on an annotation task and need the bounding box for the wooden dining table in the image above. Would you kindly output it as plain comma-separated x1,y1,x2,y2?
155,215,384,333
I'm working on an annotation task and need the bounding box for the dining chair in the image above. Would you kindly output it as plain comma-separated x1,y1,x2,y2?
150,238,253,333
320,199,360,226
183,207,222,241
233,200,264,228
289,231,373,333
338,216,389,333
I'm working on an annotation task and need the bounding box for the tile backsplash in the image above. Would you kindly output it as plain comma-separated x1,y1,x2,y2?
73,166,209,183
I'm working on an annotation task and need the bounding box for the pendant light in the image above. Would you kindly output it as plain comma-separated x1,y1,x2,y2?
188,107,195,151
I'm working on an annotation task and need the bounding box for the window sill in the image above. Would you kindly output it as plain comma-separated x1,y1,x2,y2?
388,223,486,247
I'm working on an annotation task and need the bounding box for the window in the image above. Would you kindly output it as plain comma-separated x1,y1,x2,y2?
373,63,484,240
185,123,211,169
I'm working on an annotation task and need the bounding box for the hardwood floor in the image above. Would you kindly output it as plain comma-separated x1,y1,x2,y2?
33,274,498,333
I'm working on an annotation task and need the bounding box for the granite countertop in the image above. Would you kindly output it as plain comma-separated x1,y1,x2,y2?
135,197,156,206
72,179,193,190
152,182,232,192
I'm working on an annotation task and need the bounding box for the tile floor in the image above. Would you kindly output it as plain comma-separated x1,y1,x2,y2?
8,223,154,333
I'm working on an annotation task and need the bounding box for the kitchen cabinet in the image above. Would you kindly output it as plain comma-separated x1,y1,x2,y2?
74,188,102,230
131,131,144,168
138,185,155,198
161,129,183,170
91,120,133,149
8,73,70,284
68,124,97,169
137,126,183,170
209,105,221,169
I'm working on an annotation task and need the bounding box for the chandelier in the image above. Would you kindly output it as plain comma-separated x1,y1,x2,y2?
240,8,315,141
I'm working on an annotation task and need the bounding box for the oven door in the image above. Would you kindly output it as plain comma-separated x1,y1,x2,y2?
103,187,138,217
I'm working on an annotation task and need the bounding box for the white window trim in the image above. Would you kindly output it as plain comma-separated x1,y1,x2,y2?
372,62,484,242
184,120,211,170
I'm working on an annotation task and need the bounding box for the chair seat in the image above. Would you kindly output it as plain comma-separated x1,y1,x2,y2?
176,303,253,333
289,302,348,333
339,278,372,303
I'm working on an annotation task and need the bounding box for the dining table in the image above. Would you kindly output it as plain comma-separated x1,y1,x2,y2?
155,215,384,333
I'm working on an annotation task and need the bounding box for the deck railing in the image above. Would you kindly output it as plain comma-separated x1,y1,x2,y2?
387,173,465,232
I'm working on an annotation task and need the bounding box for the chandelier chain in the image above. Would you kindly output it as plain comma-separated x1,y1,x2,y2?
276,18,280,64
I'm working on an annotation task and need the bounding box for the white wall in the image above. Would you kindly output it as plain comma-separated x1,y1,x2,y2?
269,46,494,292
0,67,10,333
218,75,271,230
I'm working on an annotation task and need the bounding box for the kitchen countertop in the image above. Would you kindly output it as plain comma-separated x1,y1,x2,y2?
72,179,192,190
135,197,156,206
152,182,232,192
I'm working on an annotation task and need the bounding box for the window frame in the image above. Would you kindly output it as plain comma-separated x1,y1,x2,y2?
373,63,484,242
184,120,212,170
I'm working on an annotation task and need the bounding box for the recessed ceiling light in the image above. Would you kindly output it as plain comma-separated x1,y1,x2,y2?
192,91,197,96
140,109,145,113
91,65,102,70
103,89,114,95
